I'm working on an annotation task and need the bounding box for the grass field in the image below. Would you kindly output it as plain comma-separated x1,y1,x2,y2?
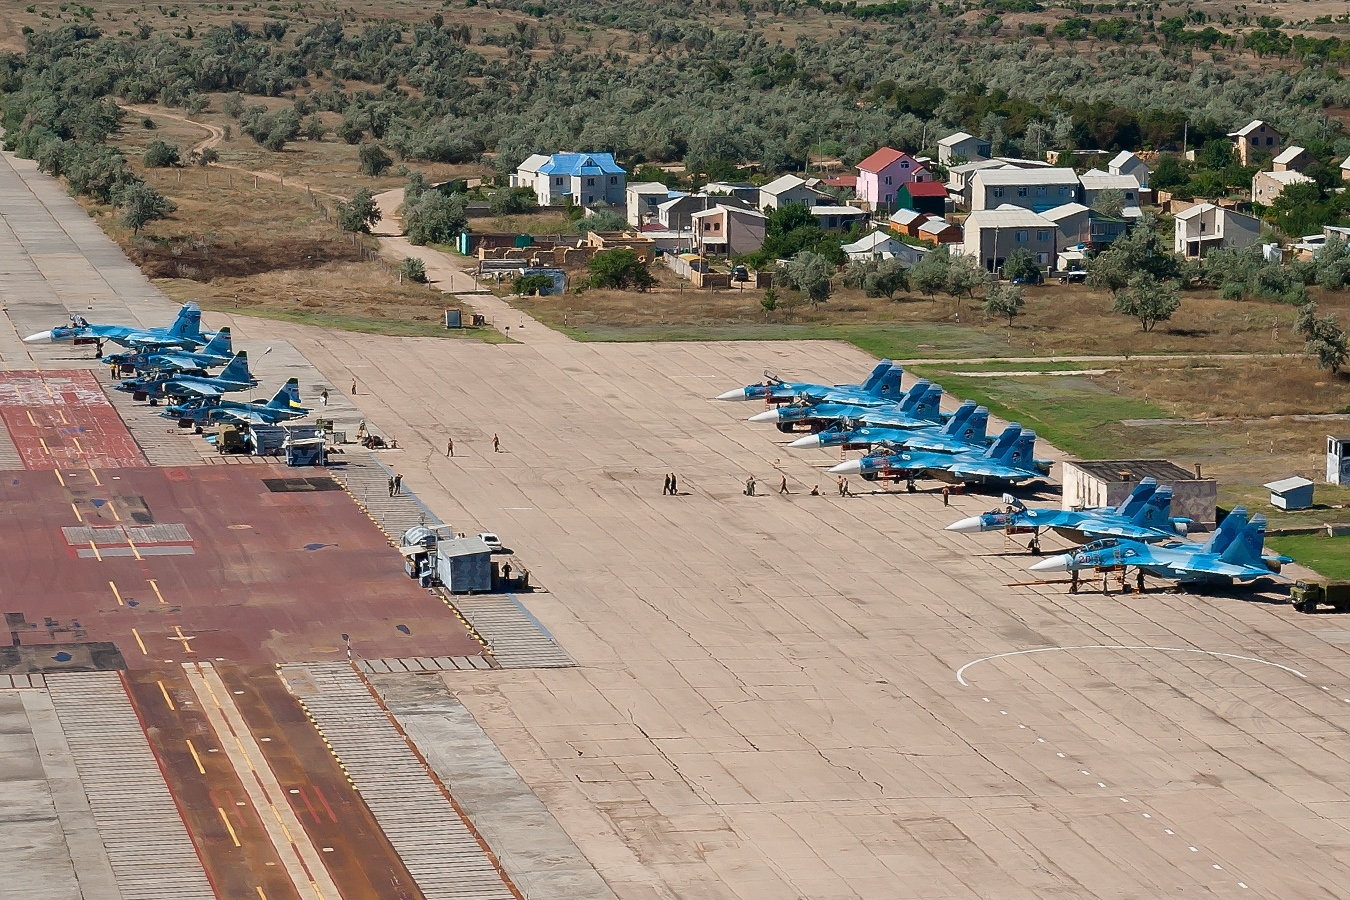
1267,535,1350,580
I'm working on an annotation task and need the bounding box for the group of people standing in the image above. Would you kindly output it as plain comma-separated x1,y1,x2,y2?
662,473,680,496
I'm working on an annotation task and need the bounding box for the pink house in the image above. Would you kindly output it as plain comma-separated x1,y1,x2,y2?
856,147,930,210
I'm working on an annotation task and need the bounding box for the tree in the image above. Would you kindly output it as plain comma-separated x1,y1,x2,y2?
761,288,778,312
337,188,381,234
260,107,300,152
577,208,628,234
142,139,179,168
404,170,428,205
1000,247,1041,283
1090,187,1125,219
1087,216,1182,292
1297,301,1349,374
908,246,951,298
488,186,538,216
983,282,1024,326
945,253,987,299
864,257,908,299
1112,274,1180,332
115,182,176,234
302,115,328,142
1269,180,1334,237
589,249,654,290
782,250,833,306
404,191,466,245
513,273,554,295
399,257,427,283
358,142,392,177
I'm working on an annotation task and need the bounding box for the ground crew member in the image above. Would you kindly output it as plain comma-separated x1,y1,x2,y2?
745,475,756,496
1136,569,1145,593
779,475,789,494
942,487,950,506
393,473,403,495
810,485,820,496
670,473,678,495
351,378,357,395
320,389,328,407
663,474,672,495
446,437,454,457
387,476,395,497
837,476,845,497
493,433,500,452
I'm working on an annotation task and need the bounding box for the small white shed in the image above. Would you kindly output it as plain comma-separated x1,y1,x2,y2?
1264,476,1314,511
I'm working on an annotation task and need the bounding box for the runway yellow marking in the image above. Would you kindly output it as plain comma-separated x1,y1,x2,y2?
108,581,123,606
25,410,35,426
157,680,176,710
256,888,268,900
126,537,142,561
71,503,84,523
131,628,147,655
87,541,102,562
172,625,196,653
186,739,206,774
217,807,242,847
58,409,67,425
108,502,121,522
39,438,50,455
71,437,83,455
53,469,64,487
88,468,100,486
149,579,166,604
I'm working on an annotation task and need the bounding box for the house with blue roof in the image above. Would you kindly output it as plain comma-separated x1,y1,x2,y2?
511,152,627,208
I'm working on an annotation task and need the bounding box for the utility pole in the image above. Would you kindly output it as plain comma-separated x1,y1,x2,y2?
1182,121,1188,157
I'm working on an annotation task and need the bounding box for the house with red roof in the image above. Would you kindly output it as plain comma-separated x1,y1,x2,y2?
856,147,930,211
897,180,949,217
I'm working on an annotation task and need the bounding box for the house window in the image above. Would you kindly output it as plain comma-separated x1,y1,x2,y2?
555,177,564,185
828,217,838,228
1036,186,1046,196
1018,187,1028,197
993,188,1004,198
885,175,893,186
587,178,595,186
1125,191,1135,200
1036,230,1049,242
1267,137,1274,146
901,161,910,169
1036,252,1049,265
1015,230,1028,243
610,176,617,184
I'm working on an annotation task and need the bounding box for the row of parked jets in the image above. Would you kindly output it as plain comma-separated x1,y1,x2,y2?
716,360,1290,587
24,303,310,427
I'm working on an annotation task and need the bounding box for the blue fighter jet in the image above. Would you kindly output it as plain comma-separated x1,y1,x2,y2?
829,424,1051,485
946,478,1190,552
715,360,905,406
105,327,235,374
162,378,309,426
24,302,213,354
1029,507,1288,586
117,350,258,402
749,381,944,431
789,400,989,453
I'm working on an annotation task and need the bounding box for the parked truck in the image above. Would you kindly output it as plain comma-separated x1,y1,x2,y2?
1290,579,1350,613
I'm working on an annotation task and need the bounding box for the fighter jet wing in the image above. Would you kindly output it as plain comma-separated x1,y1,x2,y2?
151,353,203,371
946,462,1036,480
171,382,223,398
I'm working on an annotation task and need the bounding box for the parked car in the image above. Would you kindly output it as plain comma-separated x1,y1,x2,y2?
478,532,503,551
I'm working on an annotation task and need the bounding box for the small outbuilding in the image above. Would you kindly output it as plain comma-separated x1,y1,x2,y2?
437,536,493,593
1264,476,1314,511
1061,459,1217,528
1328,435,1350,485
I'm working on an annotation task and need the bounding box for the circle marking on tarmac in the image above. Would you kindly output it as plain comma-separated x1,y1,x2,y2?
956,644,1307,686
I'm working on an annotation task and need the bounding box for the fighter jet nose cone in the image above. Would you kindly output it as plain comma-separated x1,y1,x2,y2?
748,410,780,423
788,435,821,449
829,460,861,475
715,389,748,401
23,331,51,344
1029,555,1070,574
945,516,982,533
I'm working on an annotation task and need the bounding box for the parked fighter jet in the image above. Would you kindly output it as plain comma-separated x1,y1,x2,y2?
789,400,989,453
1028,507,1287,585
162,378,308,426
715,360,904,406
105,327,235,373
116,351,258,401
829,424,1050,484
24,302,213,354
749,381,943,430
946,478,1189,551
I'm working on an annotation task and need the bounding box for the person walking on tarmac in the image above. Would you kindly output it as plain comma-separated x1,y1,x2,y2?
744,475,756,496
446,437,454,457
387,476,395,497
393,473,403,495
837,475,846,497
942,486,950,507
670,473,678,495
662,474,672,496
492,433,501,452
779,475,789,494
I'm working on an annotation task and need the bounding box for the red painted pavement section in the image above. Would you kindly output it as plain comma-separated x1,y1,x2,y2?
0,370,148,469
0,465,484,668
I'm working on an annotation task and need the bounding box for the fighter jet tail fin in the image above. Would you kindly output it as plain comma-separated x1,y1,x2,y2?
1130,485,1172,528
982,424,1022,461
199,326,232,358
897,379,930,414
268,377,303,410
1001,429,1037,469
218,351,250,384
910,385,944,424
168,302,203,342
868,365,904,401
859,360,892,394
939,401,976,435
1203,506,1249,555
1113,477,1158,518
1218,513,1267,567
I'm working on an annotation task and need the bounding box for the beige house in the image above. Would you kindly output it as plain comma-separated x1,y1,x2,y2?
1108,151,1151,188
1173,202,1261,258
961,207,1057,272
1077,170,1141,209
1253,169,1313,205
969,168,1080,213
690,205,766,256
1039,202,1092,249
758,174,828,211
1273,145,1313,173
1228,120,1282,167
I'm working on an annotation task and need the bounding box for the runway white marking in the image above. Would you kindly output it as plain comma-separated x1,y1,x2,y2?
956,644,1308,686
